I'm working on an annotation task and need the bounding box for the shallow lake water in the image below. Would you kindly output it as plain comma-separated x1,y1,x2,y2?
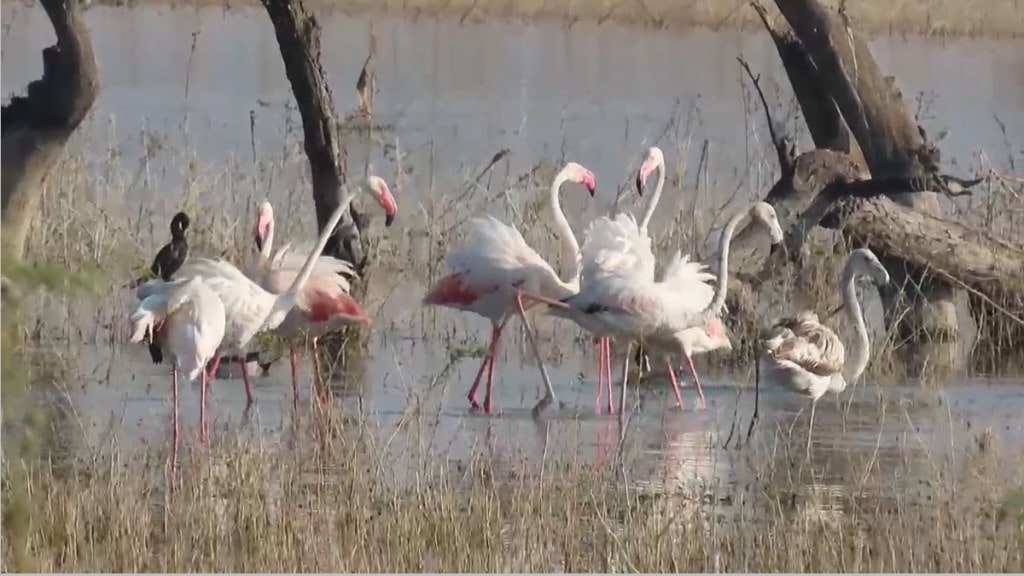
4,3,1024,505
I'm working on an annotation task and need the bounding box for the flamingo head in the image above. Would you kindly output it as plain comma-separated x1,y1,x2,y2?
636,146,665,196
362,175,398,227
170,211,190,239
563,162,596,196
749,202,784,245
848,248,890,287
253,201,274,252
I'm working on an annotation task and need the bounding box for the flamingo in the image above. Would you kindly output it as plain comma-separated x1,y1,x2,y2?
129,276,225,451
759,247,890,455
528,199,783,417
423,161,597,415
249,200,373,405
136,176,397,409
133,211,191,365
639,200,783,410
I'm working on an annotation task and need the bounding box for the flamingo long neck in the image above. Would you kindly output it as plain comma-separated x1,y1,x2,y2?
841,264,871,382
550,168,582,285
706,208,748,314
284,185,359,298
638,157,665,234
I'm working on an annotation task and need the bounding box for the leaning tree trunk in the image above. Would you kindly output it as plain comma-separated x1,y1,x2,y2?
260,0,371,389
724,0,1022,376
2,0,99,262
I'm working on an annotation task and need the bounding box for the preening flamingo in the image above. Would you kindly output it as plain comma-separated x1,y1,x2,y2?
423,161,597,415
130,276,225,451
759,247,889,454
640,201,784,410
250,200,373,405
136,176,397,409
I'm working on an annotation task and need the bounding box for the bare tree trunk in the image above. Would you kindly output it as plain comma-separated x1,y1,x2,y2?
2,0,99,261
260,0,370,275
725,0,1024,374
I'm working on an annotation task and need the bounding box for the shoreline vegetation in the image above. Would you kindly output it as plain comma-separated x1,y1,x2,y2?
5,0,1024,38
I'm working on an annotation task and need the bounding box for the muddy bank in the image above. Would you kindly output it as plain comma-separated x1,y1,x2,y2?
20,0,1024,38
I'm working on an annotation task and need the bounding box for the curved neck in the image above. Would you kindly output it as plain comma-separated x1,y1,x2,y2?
706,208,748,314
549,168,582,285
638,158,665,234
842,265,871,382
284,185,359,298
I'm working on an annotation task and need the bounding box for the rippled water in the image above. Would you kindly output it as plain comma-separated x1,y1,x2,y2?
4,3,1024,504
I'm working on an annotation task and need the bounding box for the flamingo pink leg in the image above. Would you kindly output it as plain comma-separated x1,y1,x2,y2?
206,354,222,382
240,358,254,407
483,325,505,414
171,367,180,464
312,337,326,403
604,338,614,414
665,360,684,409
200,366,209,441
595,337,606,414
466,351,491,409
685,354,707,410
289,346,299,408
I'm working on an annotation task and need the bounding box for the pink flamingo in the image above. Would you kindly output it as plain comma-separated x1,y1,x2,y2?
423,161,596,415
130,276,225,452
136,176,397,411
633,146,784,410
530,200,783,417
249,200,374,405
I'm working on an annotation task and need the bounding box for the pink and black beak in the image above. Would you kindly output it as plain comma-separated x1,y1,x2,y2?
583,171,597,197
379,183,398,227
635,159,653,197
253,212,269,252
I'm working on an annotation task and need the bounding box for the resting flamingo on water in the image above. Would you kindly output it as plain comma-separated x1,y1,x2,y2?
136,176,397,411
759,247,889,455
130,276,225,452
423,161,597,415
249,200,374,405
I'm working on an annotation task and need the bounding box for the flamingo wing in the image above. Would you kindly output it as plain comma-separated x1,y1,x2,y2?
661,250,715,306
445,216,560,293
580,213,655,285
271,240,358,286
763,312,845,377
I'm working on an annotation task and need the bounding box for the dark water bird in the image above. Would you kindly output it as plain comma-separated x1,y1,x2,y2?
139,212,191,364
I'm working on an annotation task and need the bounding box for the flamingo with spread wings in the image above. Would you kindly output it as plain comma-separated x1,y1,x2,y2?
249,201,373,405
423,162,596,415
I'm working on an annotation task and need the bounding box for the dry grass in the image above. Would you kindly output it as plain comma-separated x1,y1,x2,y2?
2,403,1022,572
64,0,1024,38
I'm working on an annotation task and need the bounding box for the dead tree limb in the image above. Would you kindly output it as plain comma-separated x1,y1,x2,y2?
260,0,369,274
737,56,795,180
2,0,99,261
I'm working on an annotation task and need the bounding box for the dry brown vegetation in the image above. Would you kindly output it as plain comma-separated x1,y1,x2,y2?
3,403,1023,572
63,0,1024,38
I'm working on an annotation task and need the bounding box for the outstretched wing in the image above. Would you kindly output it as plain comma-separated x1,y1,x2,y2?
580,213,655,285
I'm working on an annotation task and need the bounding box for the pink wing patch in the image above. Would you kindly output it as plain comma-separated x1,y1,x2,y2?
424,273,484,307
706,317,725,338
306,290,370,324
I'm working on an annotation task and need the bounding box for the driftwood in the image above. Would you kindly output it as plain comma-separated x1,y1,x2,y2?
728,0,1022,373
1,0,99,261
260,0,370,275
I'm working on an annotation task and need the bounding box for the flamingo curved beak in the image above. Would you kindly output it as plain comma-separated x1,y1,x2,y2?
253,213,270,252
636,159,653,197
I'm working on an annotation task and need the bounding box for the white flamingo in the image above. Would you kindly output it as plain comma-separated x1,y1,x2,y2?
130,276,225,450
530,199,783,417
759,247,890,454
136,176,397,410
423,161,596,415
249,200,373,405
